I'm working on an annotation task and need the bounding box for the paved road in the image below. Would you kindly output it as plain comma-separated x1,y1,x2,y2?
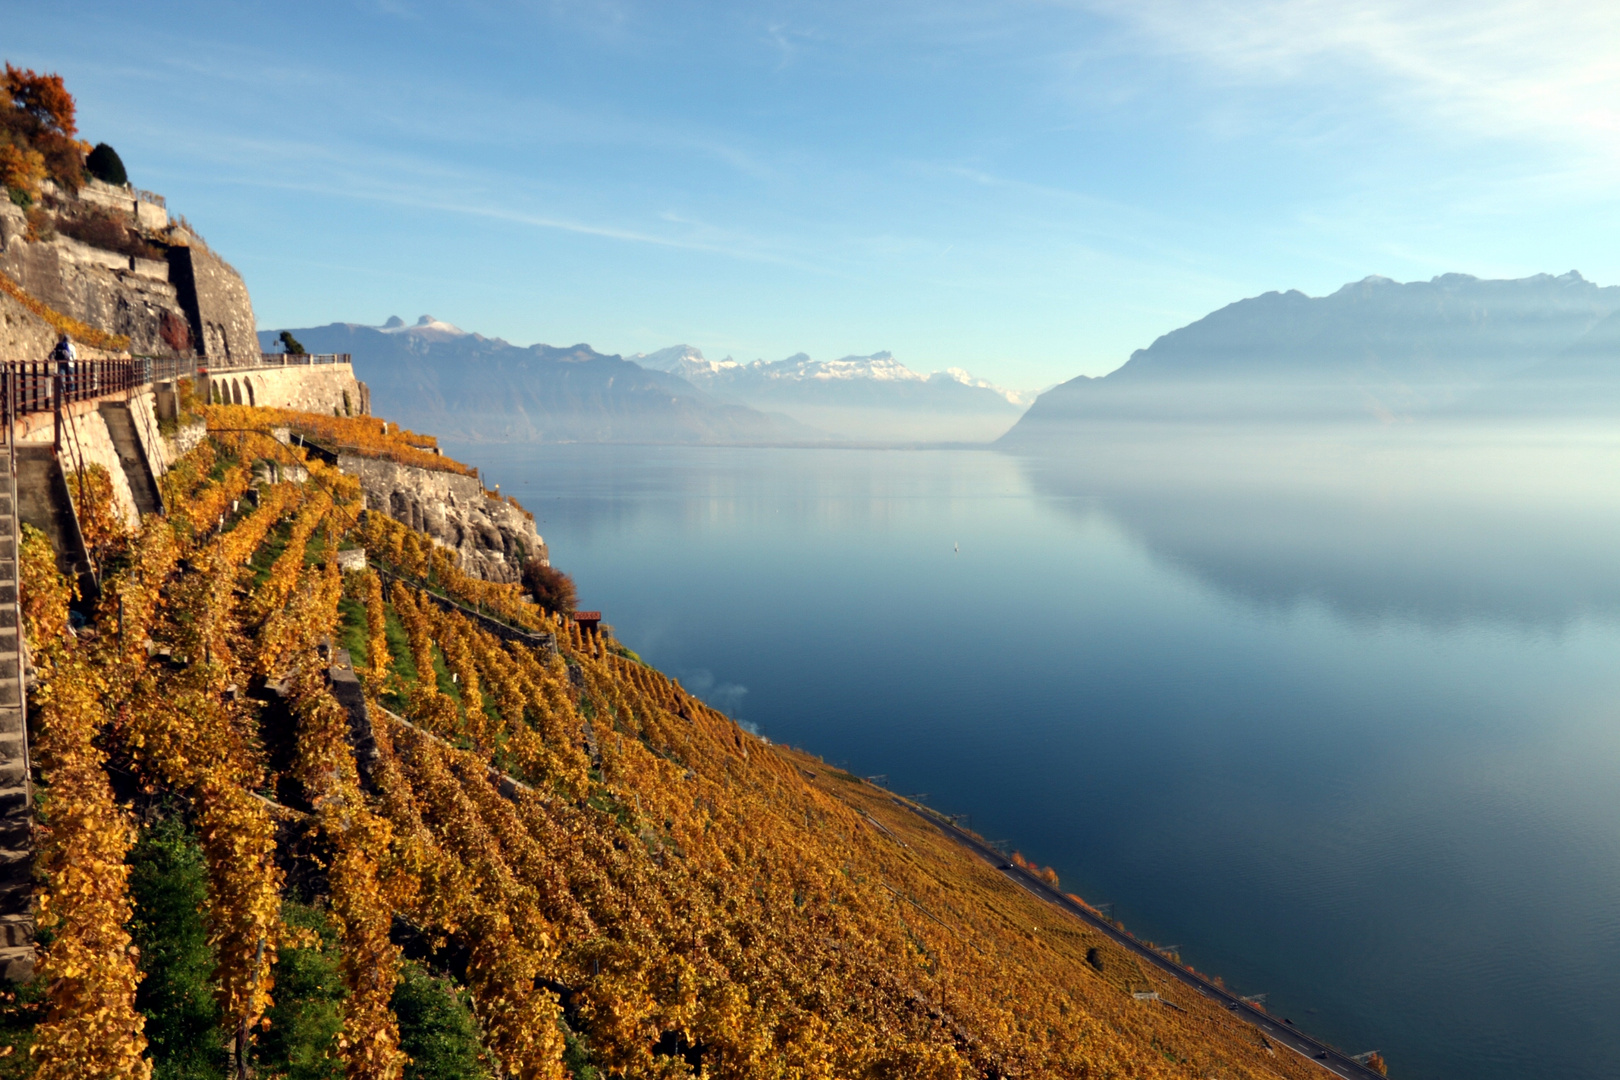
892,798,1385,1080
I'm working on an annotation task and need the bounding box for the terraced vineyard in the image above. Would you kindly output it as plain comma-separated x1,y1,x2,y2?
13,404,1324,1079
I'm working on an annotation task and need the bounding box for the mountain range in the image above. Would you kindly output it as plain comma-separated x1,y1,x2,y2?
627,346,1031,442
262,319,1032,444
1002,271,1620,445
258,318,819,444
268,271,1620,449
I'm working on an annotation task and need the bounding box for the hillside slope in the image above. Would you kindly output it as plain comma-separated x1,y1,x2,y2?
16,404,1333,1080
262,320,820,445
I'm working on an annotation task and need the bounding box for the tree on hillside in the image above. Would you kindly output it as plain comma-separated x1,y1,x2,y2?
0,64,88,194
279,330,308,355
84,142,126,186
522,557,577,615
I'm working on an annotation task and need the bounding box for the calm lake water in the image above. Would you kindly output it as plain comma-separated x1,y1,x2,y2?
450,434,1620,1080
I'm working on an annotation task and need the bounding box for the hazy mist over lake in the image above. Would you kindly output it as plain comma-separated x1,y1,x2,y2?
458,425,1620,1080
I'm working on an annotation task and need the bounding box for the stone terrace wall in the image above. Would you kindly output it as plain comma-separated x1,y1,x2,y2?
12,388,177,530
206,363,368,417
0,201,191,359
16,399,137,527
168,243,258,365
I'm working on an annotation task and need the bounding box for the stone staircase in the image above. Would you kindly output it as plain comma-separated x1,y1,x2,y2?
15,446,94,594
99,401,163,517
0,442,31,981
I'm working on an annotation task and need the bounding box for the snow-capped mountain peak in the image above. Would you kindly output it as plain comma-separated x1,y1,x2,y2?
754,352,928,383
379,314,469,339
932,367,1036,407
629,344,1031,410
628,345,740,378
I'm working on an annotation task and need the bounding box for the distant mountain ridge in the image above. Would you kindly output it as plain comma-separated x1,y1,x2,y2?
1002,271,1620,444
259,318,820,444
629,345,1030,442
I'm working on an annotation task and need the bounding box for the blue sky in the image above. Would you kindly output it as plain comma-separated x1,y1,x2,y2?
15,1,1620,388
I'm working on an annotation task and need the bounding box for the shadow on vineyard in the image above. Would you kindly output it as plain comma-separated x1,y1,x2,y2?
13,403,1332,1079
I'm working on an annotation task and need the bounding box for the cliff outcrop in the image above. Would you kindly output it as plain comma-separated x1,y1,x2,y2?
0,178,256,362
338,452,545,582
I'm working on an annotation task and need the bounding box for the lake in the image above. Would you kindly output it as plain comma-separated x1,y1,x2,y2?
450,431,1620,1080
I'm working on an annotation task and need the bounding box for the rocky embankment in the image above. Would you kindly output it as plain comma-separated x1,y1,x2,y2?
339,453,545,583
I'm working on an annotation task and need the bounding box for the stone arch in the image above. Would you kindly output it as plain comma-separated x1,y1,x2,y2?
245,378,256,407
230,379,242,405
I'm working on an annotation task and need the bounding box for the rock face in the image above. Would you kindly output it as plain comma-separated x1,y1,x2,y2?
0,201,189,358
0,178,258,364
167,243,259,364
0,290,57,360
339,454,546,583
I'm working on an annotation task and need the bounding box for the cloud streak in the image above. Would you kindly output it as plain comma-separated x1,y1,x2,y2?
1085,0,1620,161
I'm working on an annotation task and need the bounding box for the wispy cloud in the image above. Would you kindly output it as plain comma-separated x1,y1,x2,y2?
1083,0,1620,160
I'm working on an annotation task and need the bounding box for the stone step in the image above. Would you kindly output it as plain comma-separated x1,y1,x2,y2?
0,945,34,983
0,681,17,708
0,917,33,949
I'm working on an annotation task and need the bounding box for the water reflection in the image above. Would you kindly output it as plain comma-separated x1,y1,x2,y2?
450,434,1620,1080
1017,424,1620,630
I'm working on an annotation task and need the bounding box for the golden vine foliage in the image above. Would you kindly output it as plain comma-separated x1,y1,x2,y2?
361,569,390,694
15,412,1328,1080
290,660,406,1080
23,537,151,1080
202,404,476,477
362,511,541,632
66,462,130,565
155,440,217,512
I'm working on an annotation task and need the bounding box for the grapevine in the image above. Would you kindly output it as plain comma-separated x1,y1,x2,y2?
11,407,1330,1080
22,537,151,1080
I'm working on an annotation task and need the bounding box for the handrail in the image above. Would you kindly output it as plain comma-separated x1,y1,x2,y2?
251,352,349,367
0,354,352,418
0,358,185,419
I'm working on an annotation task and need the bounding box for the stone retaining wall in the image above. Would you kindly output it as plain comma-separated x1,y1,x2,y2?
204,363,368,417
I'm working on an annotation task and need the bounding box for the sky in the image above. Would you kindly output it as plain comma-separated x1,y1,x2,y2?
13,1,1620,389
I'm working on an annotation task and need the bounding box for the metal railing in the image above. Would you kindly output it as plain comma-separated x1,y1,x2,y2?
0,351,354,443
2,359,149,416
254,352,350,367
133,187,166,208
193,352,350,372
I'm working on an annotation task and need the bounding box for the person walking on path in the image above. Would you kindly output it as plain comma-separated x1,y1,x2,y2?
50,334,75,400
